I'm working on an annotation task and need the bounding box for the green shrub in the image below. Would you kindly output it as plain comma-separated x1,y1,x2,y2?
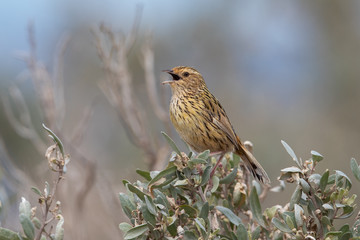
1,129,360,240
118,133,360,240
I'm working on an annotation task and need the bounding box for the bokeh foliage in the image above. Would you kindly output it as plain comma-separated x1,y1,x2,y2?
0,125,68,240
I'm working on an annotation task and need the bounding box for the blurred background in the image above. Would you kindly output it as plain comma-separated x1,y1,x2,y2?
1,0,360,239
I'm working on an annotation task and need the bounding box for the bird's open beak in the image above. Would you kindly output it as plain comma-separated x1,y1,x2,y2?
162,69,180,85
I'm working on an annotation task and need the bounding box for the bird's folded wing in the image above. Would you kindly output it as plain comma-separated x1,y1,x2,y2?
212,116,240,149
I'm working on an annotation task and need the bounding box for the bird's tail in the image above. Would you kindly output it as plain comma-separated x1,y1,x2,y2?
235,141,270,185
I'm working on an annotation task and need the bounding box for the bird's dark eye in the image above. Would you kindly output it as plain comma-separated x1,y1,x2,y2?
183,72,189,77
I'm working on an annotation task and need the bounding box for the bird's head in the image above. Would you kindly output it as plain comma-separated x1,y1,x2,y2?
162,66,207,94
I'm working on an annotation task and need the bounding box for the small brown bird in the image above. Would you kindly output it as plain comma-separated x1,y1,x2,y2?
162,66,270,184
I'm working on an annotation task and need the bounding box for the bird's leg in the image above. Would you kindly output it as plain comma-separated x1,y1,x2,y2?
210,152,225,178
208,151,223,157
194,151,222,158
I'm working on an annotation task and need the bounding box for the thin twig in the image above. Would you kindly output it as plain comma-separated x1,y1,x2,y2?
2,86,46,153
125,4,143,53
141,35,168,122
35,146,65,240
93,20,173,170
52,33,71,127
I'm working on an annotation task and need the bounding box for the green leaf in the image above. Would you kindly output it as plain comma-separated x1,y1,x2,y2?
320,170,329,192
140,204,156,227
136,169,151,181
350,158,360,182
216,206,242,226
126,183,150,201
352,218,360,237
153,189,170,210
273,231,284,240
32,217,41,229
299,179,310,194
42,123,65,157
252,180,261,195
0,228,21,240
311,150,323,162
335,170,352,188
197,150,210,160
199,202,209,220
173,179,189,187
188,158,208,165
322,203,334,210
321,216,331,228
294,204,303,227
200,166,211,186
19,213,35,240
148,166,177,187
179,205,197,218
251,226,261,239
31,187,42,197
232,153,241,167
272,218,292,233
281,167,302,173
335,203,345,208
308,173,321,186
336,170,352,183
151,174,177,189
285,215,295,230
161,132,181,155
119,193,135,219
265,205,281,220
339,232,352,240
195,218,206,233
336,205,354,219
167,217,178,237
249,186,266,228
233,182,246,208
124,223,149,240
236,224,248,240
184,231,197,240
55,215,64,240
289,185,302,211
339,224,350,233
144,195,157,215
325,231,342,237
211,176,219,193
219,167,238,184
183,168,192,179
328,174,336,184
119,222,132,233
344,194,357,206
150,170,160,179
281,140,301,168
122,179,130,186
19,197,31,218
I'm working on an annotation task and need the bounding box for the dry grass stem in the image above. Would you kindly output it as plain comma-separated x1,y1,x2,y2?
93,15,171,170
